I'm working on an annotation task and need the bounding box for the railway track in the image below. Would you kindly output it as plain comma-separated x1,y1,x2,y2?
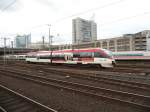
3,60,150,74
116,63,150,68
0,84,57,112
1,61,150,111
38,67,150,89
1,65,150,95
0,68,150,112
1,59,150,73
5,62,150,82
13,61,150,76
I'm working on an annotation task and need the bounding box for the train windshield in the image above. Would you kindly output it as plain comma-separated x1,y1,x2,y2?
102,49,113,58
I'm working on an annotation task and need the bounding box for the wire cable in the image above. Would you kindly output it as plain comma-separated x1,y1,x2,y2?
54,0,126,23
100,11,150,27
29,0,126,30
0,0,16,14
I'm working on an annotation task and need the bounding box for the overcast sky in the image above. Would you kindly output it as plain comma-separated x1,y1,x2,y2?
1,0,150,45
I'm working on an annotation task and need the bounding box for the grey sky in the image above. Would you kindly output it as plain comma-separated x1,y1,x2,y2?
0,0,150,45
0,0,22,12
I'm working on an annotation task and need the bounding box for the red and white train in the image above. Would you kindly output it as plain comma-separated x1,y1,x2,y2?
26,48,116,68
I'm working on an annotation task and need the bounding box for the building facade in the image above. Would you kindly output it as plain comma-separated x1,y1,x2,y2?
72,17,97,44
29,30,150,52
15,34,31,48
59,30,150,52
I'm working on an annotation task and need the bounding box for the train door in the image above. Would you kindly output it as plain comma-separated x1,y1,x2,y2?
64,54,73,61
79,52,94,63
73,52,80,61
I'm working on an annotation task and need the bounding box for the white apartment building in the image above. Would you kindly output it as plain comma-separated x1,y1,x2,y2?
72,17,97,44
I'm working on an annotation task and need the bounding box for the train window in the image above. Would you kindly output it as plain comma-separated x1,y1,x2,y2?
52,54,65,60
103,49,113,57
94,52,101,57
94,52,111,58
80,52,93,58
59,55,65,60
73,53,80,58
27,55,36,58
37,56,40,59
39,55,51,59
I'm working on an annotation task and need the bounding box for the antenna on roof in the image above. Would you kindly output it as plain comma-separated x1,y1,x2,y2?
90,13,95,21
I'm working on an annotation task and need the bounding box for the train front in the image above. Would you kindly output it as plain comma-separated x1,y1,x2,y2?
99,49,116,68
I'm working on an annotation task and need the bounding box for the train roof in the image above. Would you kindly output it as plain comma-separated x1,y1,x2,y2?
37,48,105,53
27,48,110,55
113,51,150,56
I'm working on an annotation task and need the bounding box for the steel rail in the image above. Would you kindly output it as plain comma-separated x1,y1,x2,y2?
0,106,7,112
0,84,58,112
0,70,150,112
0,66,150,95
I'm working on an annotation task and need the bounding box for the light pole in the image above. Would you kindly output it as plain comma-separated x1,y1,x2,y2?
48,24,51,51
11,41,14,57
0,38,6,65
4,38,6,66
42,36,45,49
77,39,80,49
47,24,53,64
2,37,10,66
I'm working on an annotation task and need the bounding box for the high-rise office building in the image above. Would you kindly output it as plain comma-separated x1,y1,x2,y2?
72,17,97,44
15,34,31,48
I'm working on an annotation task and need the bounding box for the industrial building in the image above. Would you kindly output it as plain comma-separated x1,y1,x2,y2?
72,17,97,44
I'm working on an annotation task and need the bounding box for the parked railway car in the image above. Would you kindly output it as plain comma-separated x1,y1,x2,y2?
4,53,27,60
26,48,115,68
113,51,150,60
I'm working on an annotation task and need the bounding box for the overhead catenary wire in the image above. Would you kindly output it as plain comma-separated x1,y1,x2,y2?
0,0,17,46
100,11,150,27
13,0,150,41
0,0,147,32
54,0,126,23
55,11,150,43
26,0,127,45
0,0,16,14
28,0,126,30
2,0,149,45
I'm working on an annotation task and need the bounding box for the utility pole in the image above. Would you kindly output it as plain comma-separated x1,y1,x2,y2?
47,24,53,64
42,36,45,49
11,41,14,56
4,38,6,65
25,35,27,48
11,41,13,48
47,24,51,51
1,37,10,66
77,39,80,49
